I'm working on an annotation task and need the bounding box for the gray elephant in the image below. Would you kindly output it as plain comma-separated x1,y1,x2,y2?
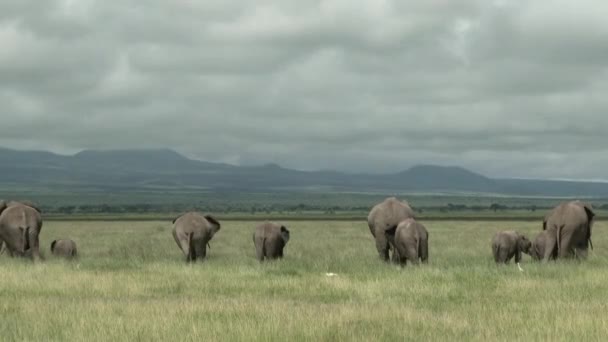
542,201,595,260
529,230,556,261
51,239,78,259
172,212,221,262
367,197,415,262
0,200,43,260
253,222,290,261
391,218,428,266
491,230,531,264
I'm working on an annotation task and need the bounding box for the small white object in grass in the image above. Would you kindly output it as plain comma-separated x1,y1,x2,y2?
517,263,524,272
325,273,337,277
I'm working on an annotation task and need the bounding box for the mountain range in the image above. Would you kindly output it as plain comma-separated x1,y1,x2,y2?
1,147,607,197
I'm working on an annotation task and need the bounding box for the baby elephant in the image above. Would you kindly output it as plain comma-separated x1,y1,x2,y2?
50,239,78,259
529,230,556,261
491,231,531,265
253,222,290,261
392,218,429,266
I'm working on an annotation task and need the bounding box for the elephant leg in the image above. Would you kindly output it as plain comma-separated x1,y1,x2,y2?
375,234,390,262
419,239,429,264
255,238,265,261
542,231,558,262
194,242,206,262
29,234,42,262
575,248,588,259
178,239,192,262
498,248,510,264
405,244,419,265
391,247,400,264
558,233,574,259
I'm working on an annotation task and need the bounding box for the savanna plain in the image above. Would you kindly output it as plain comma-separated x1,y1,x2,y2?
1,220,607,341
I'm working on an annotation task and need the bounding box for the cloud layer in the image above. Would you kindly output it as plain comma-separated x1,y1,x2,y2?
2,0,608,179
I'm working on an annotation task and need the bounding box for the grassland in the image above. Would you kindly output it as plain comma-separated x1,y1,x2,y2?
1,220,607,341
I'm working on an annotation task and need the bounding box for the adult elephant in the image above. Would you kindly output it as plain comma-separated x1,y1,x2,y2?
172,212,221,263
0,200,43,260
367,197,415,262
541,201,595,260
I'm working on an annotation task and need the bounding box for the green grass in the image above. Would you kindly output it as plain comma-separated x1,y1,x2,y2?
1,220,607,341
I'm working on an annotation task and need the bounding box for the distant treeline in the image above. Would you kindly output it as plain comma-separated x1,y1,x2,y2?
41,202,608,215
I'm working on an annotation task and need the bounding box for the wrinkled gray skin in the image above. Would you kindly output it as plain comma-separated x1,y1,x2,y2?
367,197,416,262
529,230,556,261
491,230,532,264
0,200,43,260
172,212,221,263
253,222,290,261
390,218,429,266
51,239,78,259
542,201,595,261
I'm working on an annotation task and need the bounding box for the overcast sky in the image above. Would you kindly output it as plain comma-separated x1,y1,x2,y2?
1,1,608,179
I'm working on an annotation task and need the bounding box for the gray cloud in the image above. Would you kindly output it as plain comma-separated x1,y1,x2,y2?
1,0,608,180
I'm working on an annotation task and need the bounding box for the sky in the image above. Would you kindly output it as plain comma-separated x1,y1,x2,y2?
1,0,608,180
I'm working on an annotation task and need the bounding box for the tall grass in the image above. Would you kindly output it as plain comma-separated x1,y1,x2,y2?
0,220,606,341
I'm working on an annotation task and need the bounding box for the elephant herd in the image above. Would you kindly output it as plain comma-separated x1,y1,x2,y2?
0,197,597,266
368,197,597,267
492,200,596,265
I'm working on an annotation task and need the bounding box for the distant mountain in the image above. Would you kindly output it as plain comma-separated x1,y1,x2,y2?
1,147,608,197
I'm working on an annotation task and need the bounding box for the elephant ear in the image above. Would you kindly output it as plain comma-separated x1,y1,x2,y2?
280,225,290,243
583,204,595,223
0,200,6,215
204,215,221,231
51,240,57,252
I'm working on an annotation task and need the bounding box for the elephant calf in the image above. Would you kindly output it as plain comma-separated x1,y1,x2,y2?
253,222,290,261
529,230,556,261
51,239,78,259
491,231,531,264
391,218,429,266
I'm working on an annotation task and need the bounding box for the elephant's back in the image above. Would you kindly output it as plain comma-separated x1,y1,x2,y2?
255,221,281,238
0,204,42,229
368,197,415,230
173,212,210,234
546,202,586,228
57,239,77,250
492,230,516,245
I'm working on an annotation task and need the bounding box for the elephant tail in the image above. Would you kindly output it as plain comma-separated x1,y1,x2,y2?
555,224,565,255
187,232,195,261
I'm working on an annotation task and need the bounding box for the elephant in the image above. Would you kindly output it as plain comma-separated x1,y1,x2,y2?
51,239,78,259
171,212,221,263
367,197,415,262
0,200,43,260
529,230,556,261
491,230,531,265
253,222,290,261
390,218,428,266
542,201,595,260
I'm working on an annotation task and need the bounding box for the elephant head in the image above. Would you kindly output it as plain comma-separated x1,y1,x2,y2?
517,235,532,254
280,225,290,243
0,200,7,214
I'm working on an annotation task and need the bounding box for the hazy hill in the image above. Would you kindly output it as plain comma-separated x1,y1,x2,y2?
1,147,608,197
